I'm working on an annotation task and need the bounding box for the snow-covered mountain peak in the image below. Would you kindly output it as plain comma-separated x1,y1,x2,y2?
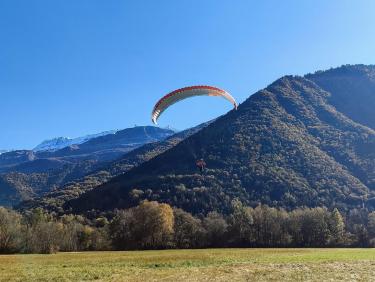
33,130,118,152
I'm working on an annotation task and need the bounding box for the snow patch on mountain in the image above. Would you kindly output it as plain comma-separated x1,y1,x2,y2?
33,130,118,152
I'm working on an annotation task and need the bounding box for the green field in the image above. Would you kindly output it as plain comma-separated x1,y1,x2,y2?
0,248,374,281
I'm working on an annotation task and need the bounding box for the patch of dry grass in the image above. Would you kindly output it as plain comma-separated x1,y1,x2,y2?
0,248,374,281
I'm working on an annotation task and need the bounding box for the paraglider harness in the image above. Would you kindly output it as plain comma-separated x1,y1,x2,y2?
196,159,206,174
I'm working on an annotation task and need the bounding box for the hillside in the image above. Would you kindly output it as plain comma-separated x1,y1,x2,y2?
18,122,210,212
0,126,175,206
306,64,375,130
67,65,375,215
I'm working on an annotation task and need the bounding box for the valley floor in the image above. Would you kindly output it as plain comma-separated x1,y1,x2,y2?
0,248,375,281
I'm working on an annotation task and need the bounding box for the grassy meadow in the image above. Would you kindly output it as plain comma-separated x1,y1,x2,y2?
0,248,374,281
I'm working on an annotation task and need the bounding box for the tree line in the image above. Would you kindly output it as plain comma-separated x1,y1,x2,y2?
1,200,375,253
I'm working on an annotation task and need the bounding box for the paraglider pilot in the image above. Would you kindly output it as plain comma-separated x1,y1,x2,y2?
196,159,206,174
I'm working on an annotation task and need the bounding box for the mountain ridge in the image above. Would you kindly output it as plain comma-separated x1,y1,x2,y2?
0,126,176,206
33,130,118,152
66,65,375,215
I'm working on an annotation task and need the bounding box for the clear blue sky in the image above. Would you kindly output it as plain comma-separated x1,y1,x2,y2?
1,0,375,150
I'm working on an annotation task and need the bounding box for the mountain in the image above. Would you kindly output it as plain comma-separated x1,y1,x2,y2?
34,137,75,152
0,150,37,171
0,126,174,174
33,130,117,152
0,126,175,206
18,122,211,213
67,65,375,215
0,150,10,155
306,65,375,130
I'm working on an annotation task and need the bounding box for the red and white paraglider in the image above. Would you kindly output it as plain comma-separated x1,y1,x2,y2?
151,85,237,173
151,85,238,125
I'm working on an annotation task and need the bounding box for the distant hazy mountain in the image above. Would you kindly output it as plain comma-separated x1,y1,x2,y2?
0,126,175,206
33,130,118,152
67,65,375,215
0,150,9,155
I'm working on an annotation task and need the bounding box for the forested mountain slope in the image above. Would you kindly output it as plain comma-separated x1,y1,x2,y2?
18,122,211,212
67,65,375,215
306,64,375,130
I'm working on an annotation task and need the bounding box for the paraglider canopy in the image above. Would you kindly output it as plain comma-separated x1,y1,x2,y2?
151,85,237,124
